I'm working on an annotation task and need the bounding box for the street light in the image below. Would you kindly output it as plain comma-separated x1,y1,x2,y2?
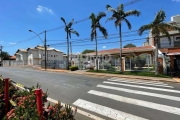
29,30,47,70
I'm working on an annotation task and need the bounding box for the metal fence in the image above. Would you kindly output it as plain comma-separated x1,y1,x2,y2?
41,60,66,69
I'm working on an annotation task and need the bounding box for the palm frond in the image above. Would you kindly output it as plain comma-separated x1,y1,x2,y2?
124,10,140,17
98,25,108,38
97,12,106,21
117,4,124,13
123,18,132,30
106,4,117,13
151,27,160,36
159,22,180,31
89,13,96,26
89,13,96,20
153,9,166,24
70,29,79,37
138,24,154,36
67,19,74,28
60,17,66,25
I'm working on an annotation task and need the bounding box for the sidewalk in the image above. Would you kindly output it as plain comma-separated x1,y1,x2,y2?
38,68,180,83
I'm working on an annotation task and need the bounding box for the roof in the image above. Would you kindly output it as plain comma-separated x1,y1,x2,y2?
16,49,28,53
26,45,63,53
85,46,155,55
9,56,16,60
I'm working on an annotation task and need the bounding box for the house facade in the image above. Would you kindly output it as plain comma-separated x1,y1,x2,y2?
146,15,180,76
84,46,159,73
15,49,28,65
27,45,63,65
14,45,63,66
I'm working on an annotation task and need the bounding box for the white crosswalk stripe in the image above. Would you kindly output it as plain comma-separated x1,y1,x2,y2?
103,81,180,93
88,90,180,115
108,78,167,85
107,79,173,88
73,99,148,120
73,78,180,120
97,84,180,102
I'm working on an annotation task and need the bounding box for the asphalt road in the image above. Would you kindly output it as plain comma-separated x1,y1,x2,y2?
1,67,180,120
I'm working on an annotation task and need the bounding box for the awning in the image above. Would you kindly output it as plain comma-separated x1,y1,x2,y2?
167,52,180,55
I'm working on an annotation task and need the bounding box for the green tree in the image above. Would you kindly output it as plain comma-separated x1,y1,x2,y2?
61,17,79,70
138,9,180,75
123,43,136,48
89,12,108,72
82,49,95,54
106,4,140,73
0,51,10,60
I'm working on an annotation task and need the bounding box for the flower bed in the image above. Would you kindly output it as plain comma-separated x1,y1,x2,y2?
0,76,77,120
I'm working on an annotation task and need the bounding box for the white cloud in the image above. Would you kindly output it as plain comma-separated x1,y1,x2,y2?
36,5,53,14
172,0,180,2
9,42,16,45
102,46,106,49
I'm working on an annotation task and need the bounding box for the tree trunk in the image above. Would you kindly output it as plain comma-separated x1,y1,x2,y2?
95,37,98,72
67,32,69,70
155,37,159,75
119,24,122,73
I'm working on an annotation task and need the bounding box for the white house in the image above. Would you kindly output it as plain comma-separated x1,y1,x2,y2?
15,49,28,65
27,45,63,65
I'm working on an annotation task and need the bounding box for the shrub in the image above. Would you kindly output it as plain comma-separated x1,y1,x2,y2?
70,66,78,71
104,62,111,69
106,67,116,71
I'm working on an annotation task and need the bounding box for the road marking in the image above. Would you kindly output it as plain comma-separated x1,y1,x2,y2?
108,78,166,85
73,99,148,120
103,81,180,93
97,85,180,102
107,79,173,88
88,90,180,115
47,97,105,120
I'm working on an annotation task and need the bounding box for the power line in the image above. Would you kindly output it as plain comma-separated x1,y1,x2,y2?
47,30,140,42
48,32,149,46
50,37,148,47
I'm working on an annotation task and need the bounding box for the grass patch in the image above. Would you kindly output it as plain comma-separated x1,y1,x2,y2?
87,70,172,78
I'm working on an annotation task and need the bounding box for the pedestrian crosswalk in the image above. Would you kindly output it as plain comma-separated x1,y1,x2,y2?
73,77,180,120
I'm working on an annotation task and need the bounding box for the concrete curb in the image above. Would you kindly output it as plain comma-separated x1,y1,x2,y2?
37,68,180,84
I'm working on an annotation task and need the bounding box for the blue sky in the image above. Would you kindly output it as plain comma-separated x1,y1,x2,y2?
0,0,180,55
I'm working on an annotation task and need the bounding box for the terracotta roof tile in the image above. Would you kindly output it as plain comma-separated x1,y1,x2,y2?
9,56,16,60
85,46,155,55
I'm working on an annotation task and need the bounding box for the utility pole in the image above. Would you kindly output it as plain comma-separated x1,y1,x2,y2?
44,30,47,70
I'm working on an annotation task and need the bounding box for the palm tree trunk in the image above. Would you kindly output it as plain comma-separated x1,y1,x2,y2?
119,24,122,73
155,37,159,75
95,37,98,72
67,32,69,70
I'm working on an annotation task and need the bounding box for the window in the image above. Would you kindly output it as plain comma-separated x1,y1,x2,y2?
54,55,55,57
175,36,180,41
51,55,53,57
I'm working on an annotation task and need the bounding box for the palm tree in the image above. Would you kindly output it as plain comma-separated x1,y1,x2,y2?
106,4,140,73
138,9,180,75
61,17,79,70
89,12,108,72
